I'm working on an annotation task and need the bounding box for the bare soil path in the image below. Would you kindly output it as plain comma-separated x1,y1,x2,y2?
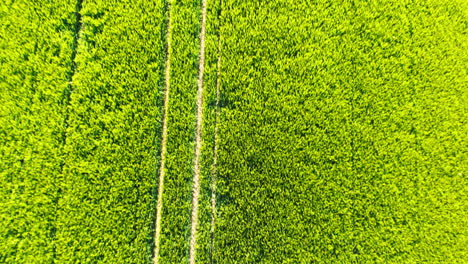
189,0,208,262
153,2,172,263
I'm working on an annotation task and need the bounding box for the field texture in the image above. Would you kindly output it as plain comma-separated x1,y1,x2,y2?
0,1,77,262
55,0,166,263
156,0,201,262
1,0,467,263
211,0,468,263
1,0,166,263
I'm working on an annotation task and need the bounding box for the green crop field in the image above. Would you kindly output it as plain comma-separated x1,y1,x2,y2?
1,0,467,263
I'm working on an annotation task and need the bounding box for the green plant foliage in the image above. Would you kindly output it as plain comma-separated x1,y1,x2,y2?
212,0,468,263
0,0,77,262
54,0,165,262
2,0,467,263
196,0,222,262
157,0,202,262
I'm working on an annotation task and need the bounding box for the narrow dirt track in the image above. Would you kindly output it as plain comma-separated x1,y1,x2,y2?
189,0,208,262
153,2,172,263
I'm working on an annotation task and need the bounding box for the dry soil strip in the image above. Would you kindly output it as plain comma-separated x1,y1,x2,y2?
189,0,208,262
153,2,172,263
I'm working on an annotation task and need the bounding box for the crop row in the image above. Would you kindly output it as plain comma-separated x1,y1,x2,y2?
156,0,202,263
1,0,467,263
55,0,166,262
0,0,210,262
1,0,168,262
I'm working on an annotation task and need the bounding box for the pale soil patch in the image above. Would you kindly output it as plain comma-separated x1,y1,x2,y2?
153,2,172,263
189,0,208,262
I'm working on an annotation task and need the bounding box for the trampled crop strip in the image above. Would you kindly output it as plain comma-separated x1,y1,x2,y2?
54,0,83,261
153,1,172,263
189,0,208,262
210,0,223,261
59,0,83,175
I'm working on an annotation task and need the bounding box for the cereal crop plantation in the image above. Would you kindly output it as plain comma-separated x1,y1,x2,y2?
1,0,467,263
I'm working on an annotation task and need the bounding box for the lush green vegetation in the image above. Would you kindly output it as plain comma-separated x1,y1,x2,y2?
1,0,467,263
156,0,201,262
0,1,76,262
197,0,223,262
212,0,468,263
55,0,165,262
1,0,167,262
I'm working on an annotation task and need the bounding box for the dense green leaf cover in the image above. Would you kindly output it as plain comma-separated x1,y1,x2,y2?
196,0,222,262
157,0,201,262
54,0,165,262
0,1,76,262
212,0,468,263
1,0,467,263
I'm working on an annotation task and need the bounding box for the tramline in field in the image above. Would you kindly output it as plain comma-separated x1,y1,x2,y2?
1,0,467,263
